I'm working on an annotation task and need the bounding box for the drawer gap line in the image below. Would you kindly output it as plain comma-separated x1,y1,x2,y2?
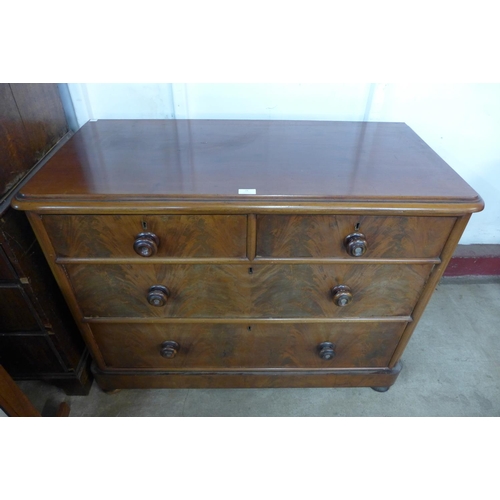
82,316,412,324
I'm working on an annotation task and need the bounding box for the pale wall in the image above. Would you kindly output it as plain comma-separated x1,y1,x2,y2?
67,83,500,244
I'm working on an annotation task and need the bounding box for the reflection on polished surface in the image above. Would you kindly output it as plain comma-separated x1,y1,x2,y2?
18,120,480,202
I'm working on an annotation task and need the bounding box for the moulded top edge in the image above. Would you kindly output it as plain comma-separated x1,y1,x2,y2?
12,194,485,215
13,120,483,213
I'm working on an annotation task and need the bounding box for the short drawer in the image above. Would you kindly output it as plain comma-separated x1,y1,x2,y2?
256,215,456,259
67,263,434,318
42,214,248,258
91,322,406,370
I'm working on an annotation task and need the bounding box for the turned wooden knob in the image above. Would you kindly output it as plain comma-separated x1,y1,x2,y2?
331,285,353,307
160,341,179,359
134,232,159,257
318,342,335,360
344,232,367,257
147,285,169,306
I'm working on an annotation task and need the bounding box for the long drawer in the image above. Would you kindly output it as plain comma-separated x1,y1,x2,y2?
66,263,434,318
91,322,406,370
256,215,456,258
42,214,248,258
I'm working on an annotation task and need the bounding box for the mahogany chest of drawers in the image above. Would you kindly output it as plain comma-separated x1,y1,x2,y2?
13,120,483,392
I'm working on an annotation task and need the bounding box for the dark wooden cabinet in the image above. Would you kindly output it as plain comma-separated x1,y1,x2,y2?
0,84,91,394
12,120,483,392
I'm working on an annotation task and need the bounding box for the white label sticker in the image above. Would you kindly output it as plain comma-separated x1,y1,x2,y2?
238,189,256,194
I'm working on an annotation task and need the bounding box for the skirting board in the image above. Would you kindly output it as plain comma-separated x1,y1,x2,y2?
444,244,500,277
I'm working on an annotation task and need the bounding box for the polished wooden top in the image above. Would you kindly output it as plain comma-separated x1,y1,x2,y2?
14,120,483,212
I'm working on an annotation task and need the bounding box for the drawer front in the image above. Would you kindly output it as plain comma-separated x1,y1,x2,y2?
42,214,247,258
91,322,406,370
66,263,433,318
256,215,456,258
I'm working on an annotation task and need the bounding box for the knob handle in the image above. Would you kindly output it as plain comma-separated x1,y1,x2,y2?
134,232,160,257
331,285,353,307
344,232,367,257
160,340,179,359
318,342,335,360
147,285,169,307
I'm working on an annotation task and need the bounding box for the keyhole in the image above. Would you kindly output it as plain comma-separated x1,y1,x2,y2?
248,326,252,331
142,221,148,230
248,267,253,274
355,222,360,231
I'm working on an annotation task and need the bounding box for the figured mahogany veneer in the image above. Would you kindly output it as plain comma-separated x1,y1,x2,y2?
43,214,247,259
12,120,483,392
66,263,433,319
91,322,406,370
256,215,456,259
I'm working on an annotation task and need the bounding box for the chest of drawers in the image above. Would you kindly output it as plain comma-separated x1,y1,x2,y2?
12,120,483,392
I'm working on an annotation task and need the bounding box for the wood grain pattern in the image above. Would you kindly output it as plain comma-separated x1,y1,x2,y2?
257,214,456,258
15,121,482,206
0,84,31,200
0,364,70,416
65,263,433,319
0,84,89,394
12,120,483,391
0,365,41,417
91,322,406,370
247,214,257,260
388,215,472,367
42,214,247,258
26,212,107,370
92,362,403,389
9,84,67,165
14,200,484,216
1,84,67,203
1,209,86,368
